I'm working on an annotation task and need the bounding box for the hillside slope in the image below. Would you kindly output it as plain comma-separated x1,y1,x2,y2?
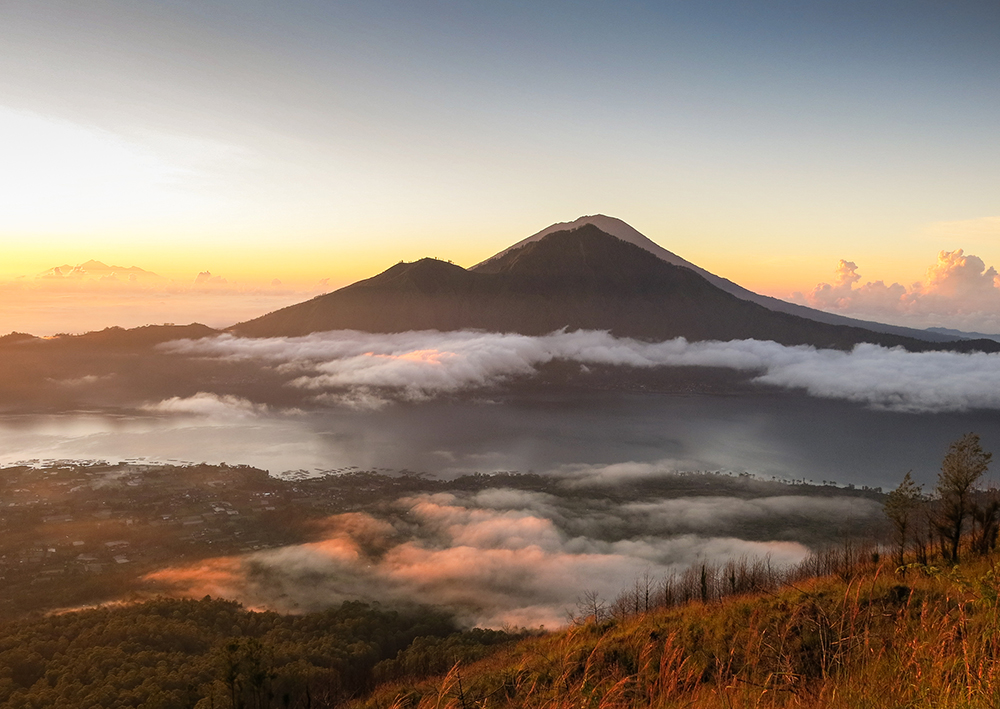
354,552,1000,709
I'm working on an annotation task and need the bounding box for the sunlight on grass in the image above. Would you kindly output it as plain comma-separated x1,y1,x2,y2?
354,551,1000,709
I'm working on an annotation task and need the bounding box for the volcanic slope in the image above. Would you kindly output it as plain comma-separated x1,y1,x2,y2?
230,225,998,352
477,214,957,343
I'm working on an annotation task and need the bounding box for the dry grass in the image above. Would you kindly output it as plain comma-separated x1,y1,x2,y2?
352,552,1000,709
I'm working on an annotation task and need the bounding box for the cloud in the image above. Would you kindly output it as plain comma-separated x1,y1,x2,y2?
146,490,816,628
194,270,228,286
143,392,268,418
616,496,882,537
164,329,1000,413
923,250,1000,300
550,460,706,487
48,374,114,387
753,343,1000,412
796,249,1000,332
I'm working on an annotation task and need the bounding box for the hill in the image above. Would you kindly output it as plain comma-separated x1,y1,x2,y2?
4,540,999,708
353,551,1000,709
0,324,224,413
232,225,999,352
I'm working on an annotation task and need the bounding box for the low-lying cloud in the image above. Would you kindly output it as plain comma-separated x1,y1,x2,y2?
146,489,821,628
796,249,1000,333
143,392,268,418
163,329,1000,413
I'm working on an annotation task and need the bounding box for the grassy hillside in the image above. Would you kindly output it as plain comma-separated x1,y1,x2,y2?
4,547,1000,707
352,553,1000,708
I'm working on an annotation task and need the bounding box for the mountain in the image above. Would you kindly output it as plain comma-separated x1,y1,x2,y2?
229,224,999,352
475,215,958,343
0,324,220,353
39,259,161,282
926,326,1000,344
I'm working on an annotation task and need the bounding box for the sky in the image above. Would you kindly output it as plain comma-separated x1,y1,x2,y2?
1,0,999,334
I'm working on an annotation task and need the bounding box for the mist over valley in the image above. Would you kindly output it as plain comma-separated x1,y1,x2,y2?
2,220,999,632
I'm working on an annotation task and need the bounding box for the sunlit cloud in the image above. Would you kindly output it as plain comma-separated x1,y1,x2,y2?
143,393,268,419
795,249,1000,333
145,557,245,601
145,491,816,627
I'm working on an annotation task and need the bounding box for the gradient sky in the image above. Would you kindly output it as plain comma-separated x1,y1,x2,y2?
1,1,999,328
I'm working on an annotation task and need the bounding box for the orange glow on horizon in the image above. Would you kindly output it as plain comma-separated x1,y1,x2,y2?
4,213,998,337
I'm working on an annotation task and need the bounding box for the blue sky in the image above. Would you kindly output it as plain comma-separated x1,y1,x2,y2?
0,0,998,330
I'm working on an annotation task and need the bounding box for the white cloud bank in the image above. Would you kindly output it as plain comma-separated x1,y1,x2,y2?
795,249,1000,333
162,329,1000,413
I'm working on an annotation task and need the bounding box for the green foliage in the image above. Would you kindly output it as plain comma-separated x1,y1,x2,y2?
884,470,923,567
373,629,518,684
0,597,478,708
936,432,993,561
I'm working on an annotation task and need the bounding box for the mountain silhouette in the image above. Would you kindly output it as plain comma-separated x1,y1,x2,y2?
229,224,999,352
475,214,957,343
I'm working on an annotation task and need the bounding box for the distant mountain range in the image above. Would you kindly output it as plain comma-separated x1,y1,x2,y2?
926,327,1000,344
231,220,1000,353
39,259,161,282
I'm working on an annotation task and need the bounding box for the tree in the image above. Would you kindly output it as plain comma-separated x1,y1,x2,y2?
935,433,992,562
970,487,1000,555
576,590,607,624
884,471,923,569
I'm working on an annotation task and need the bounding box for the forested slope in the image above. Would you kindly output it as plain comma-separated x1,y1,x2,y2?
0,597,515,709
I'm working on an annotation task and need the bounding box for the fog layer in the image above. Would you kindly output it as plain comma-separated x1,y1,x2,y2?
165,329,1000,413
144,485,872,627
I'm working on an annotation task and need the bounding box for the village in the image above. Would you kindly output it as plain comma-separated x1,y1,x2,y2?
0,460,340,616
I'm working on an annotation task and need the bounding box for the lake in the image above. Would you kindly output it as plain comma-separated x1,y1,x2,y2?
2,389,997,488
